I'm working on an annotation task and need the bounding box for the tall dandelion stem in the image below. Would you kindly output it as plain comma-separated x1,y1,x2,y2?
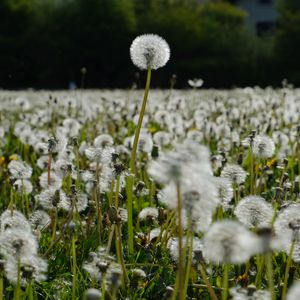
282,240,295,300
222,264,229,300
72,234,77,300
175,182,185,300
0,275,3,300
183,215,193,298
266,252,275,300
129,67,151,175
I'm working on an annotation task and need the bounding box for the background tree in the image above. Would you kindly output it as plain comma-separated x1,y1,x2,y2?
275,0,300,84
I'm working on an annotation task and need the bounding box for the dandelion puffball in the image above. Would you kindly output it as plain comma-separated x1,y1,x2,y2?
130,34,170,70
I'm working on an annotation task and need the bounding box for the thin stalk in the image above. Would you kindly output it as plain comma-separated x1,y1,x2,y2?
281,240,295,300
199,264,219,300
222,264,229,300
175,182,185,300
0,276,3,300
126,175,134,255
266,252,275,300
47,152,52,186
255,255,265,288
15,256,21,300
27,281,34,300
51,208,57,244
183,215,193,298
249,149,254,194
115,225,129,285
101,274,106,300
129,67,152,175
72,235,77,300
106,224,115,254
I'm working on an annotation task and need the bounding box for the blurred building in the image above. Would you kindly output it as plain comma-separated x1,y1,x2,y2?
231,0,278,34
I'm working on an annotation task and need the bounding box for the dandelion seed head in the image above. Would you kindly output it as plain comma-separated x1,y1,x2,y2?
234,196,274,229
0,228,38,258
13,179,33,195
230,286,271,300
39,172,62,189
0,210,31,233
203,220,260,264
252,135,275,159
215,177,234,210
8,160,32,179
36,188,66,210
29,210,51,232
5,255,47,286
94,134,114,148
287,281,300,300
84,288,102,300
138,207,158,222
221,164,247,185
130,34,170,70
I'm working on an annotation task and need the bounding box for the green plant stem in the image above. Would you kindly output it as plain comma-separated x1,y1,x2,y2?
51,208,57,244
126,175,134,256
27,281,34,300
15,256,21,300
115,225,129,285
266,252,275,300
198,264,219,300
72,235,77,300
129,67,152,175
249,149,254,194
183,215,193,297
281,240,295,300
48,152,52,186
222,264,229,300
255,255,264,288
101,274,106,300
175,182,185,300
0,276,3,300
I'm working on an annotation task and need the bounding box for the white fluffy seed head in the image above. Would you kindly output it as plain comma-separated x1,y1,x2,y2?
234,196,274,229
130,34,170,70
203,220,260,264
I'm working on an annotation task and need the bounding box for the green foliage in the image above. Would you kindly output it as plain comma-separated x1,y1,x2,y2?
275,0,300,84
0,0,295,88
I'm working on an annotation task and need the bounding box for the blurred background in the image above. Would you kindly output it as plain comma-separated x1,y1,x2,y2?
0,0,299,89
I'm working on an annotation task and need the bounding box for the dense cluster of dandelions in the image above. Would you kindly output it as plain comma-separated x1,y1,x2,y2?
1,40,300,299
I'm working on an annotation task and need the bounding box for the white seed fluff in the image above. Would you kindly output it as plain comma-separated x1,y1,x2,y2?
130,34,170,70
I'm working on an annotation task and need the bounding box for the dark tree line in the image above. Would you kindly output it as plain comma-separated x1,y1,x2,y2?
0,0,299,89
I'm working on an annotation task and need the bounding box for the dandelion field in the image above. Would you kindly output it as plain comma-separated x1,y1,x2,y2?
0,85,300,300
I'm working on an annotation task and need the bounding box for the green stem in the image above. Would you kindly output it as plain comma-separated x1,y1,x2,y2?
129,67,152,175
183,215,193,297
115,225,129,285
222,264,229,300
199,264,219,300
175,182,185,300
0,276,3,300
48,152,52,186
249,149,254,194
126,175,134,255
255,254,264,288
72,235,77,300
281,240,295,300
51,208,57,244
27,281,34,300
15,256,21,300
266,252,275,300
101,274,106,300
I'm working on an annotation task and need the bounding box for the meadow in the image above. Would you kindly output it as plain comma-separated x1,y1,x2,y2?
0,84,300,300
